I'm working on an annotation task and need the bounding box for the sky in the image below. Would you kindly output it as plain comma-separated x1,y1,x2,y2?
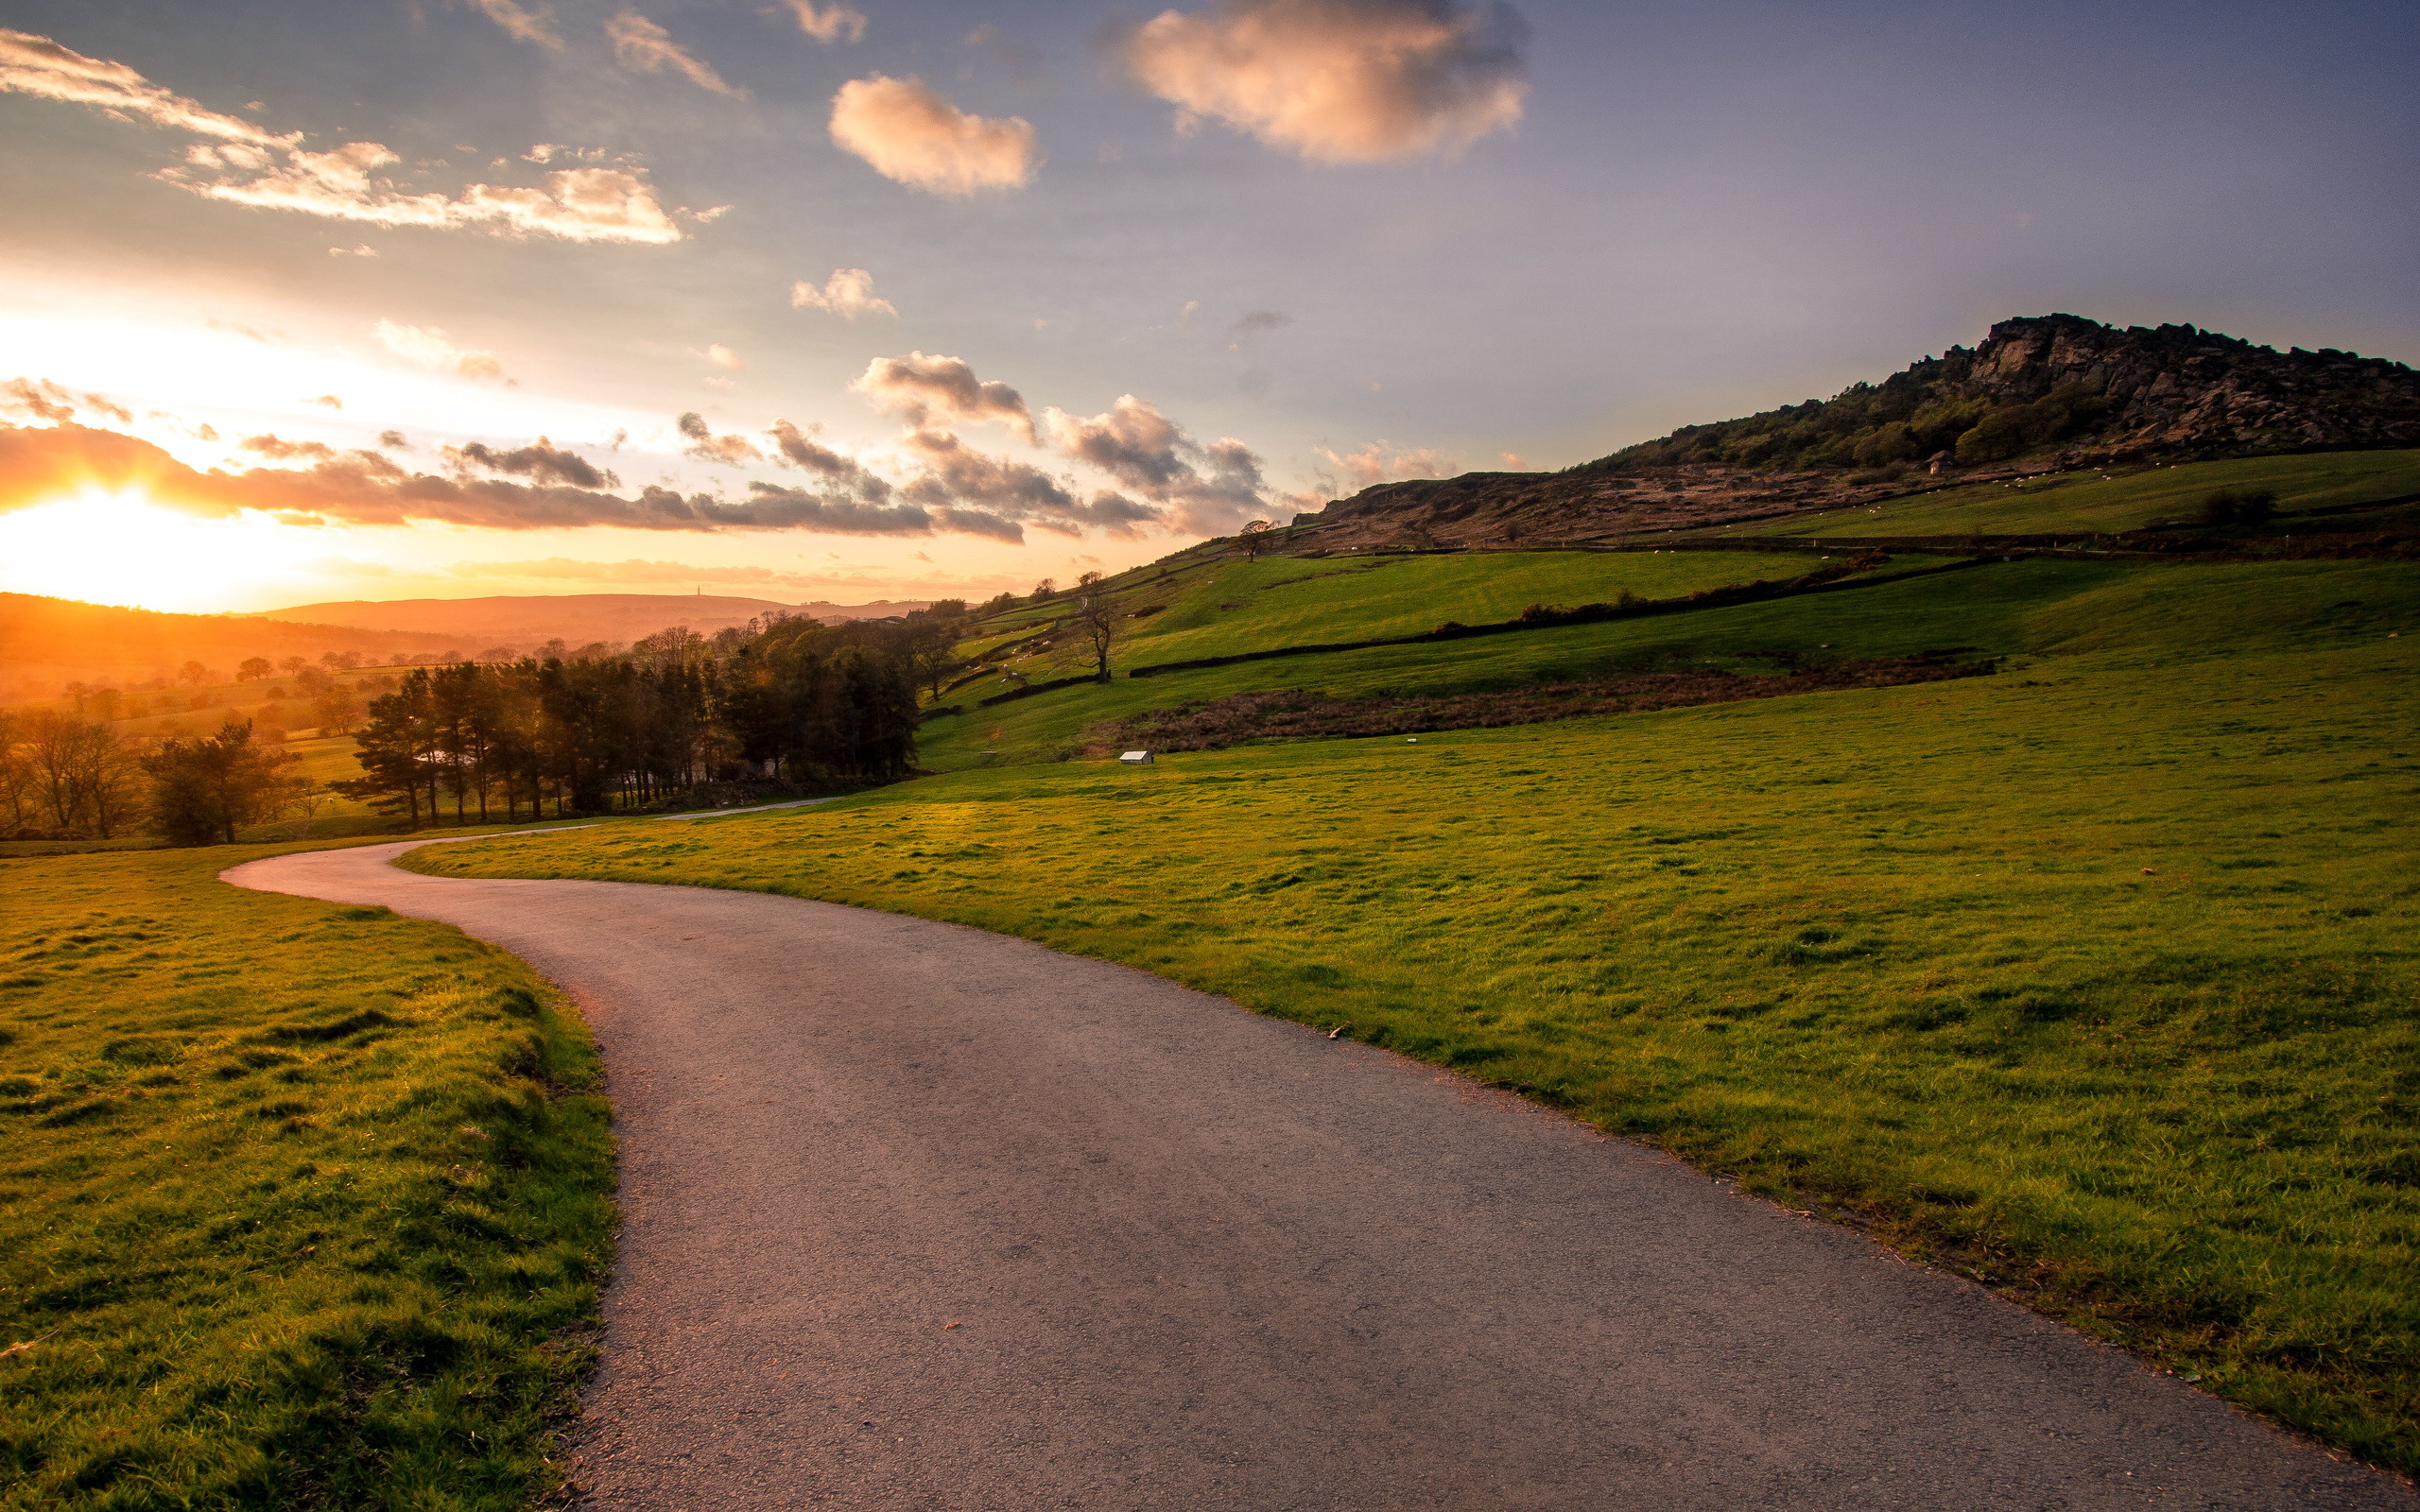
0,0,2413,614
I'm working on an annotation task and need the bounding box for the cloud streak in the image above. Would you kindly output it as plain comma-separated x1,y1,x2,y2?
608,11,746,98
829,76,1039,195
463,0,562,48
0,421,994,538
1,29,683,243
1117,0,1527,163
780,1,868,43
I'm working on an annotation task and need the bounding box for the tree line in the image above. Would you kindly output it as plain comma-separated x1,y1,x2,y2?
333,611,958,826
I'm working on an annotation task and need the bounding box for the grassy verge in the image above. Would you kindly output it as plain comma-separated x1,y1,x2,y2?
0,842,614,1510
413,610,2419,1469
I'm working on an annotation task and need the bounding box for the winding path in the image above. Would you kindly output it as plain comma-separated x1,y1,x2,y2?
225,839,2414,1511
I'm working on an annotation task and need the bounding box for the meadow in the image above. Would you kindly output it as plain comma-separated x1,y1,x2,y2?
1748,448,2420,539
414,543,2420,1469
0,843,614,1511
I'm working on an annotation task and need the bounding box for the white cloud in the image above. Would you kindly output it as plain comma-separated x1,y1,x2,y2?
1,29,688,245
607,11,746,99
374,318,506,381
705,343,743,369
790,267,898,319
780,0,867,43
829,76,1039,196
1117,0,1528,163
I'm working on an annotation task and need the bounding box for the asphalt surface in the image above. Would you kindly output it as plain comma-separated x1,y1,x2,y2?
225,840,2417,1511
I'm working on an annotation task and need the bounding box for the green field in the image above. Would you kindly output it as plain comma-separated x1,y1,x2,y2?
1741,449,2420,539
415,543,2420,1469
959,547,1862,690
0,844,614,1510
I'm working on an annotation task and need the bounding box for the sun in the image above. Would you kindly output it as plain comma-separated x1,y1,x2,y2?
0,488,330,614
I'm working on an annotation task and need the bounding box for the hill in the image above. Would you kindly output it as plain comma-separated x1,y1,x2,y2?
259,593,932,648
0,593,475,703
1292,315,2420,550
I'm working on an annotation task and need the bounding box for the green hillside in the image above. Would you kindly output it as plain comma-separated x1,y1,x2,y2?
1744,449,2420,540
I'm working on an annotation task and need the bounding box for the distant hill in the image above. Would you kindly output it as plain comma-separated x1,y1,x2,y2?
0,593,475,703
257,593,933,649
1293,314,2420,550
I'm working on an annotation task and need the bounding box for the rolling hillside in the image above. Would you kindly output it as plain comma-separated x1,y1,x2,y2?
0,593,475,704
258,592,932,648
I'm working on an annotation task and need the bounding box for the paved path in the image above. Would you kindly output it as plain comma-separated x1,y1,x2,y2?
225,841,2414,1511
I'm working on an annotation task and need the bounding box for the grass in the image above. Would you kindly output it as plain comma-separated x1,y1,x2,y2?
923,555,2414,766
414,551,2420,1471
961,547,1863,688
0,842,614,1510
1746,449,2420,539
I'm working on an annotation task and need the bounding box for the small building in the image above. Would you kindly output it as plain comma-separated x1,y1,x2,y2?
1120,750,1153,765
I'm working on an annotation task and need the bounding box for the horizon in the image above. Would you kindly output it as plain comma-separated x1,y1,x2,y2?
4,0,2415,615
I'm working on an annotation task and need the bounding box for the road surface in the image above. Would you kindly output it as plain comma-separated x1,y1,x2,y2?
224,839,2415,1511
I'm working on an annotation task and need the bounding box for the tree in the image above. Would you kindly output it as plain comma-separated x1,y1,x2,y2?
1029,578,1057,605
314,684,363,735
322,650,362,670
238,657,273,681
12,711,144,838
280,656,308,676
179,661,209,685
145,719,303,843
1071,571,1117,683
1237,519,1275,560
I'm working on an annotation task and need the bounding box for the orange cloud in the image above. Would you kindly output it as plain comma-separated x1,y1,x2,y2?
780,1,867,43
0,27,290,145
608,11,746,98
1317,438,1456,488
829,76,1038,195
1117,0,1527,163
464,0,562,48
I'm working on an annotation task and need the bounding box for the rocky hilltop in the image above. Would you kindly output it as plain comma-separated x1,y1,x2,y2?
1291,315,2420,549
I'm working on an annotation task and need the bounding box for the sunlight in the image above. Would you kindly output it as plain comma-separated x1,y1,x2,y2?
0,488,328,613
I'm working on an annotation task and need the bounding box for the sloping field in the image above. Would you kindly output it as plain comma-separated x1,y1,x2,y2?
962,547,1858,689
416,560,2420,1468
924,556,2412,766
1745,449,2420,540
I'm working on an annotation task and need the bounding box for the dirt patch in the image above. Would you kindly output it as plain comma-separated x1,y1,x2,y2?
1088,658,1995,751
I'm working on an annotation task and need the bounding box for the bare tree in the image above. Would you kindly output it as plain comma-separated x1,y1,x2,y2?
1072,571,1118,683
1238,519,1275,560
15,711,145,837
238,657,272,681
179,661,209,685
279,656,308,676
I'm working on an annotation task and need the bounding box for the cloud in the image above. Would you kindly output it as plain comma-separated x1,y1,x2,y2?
608,11,745,97
790,267,897,318
306,394,345,409
1226,309,1292,350
0,421,976,536
768,420,892,502
0,31,686,245
854,352,1035,441
677,411,765,466
1316,438,1457,489
462,0,562,48
1,377,132,425
240,433,337,462
448,438,616,488
705,343,743,369
375,318,506,380
781,1,867,43
380,430,410,449
0,26,289,145
829,76,1038,195
1115,0,1527,163
1043,394,1267,533
328,242,378,256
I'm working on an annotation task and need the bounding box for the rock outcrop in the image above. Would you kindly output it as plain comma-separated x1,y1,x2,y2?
1287,315,2420,551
